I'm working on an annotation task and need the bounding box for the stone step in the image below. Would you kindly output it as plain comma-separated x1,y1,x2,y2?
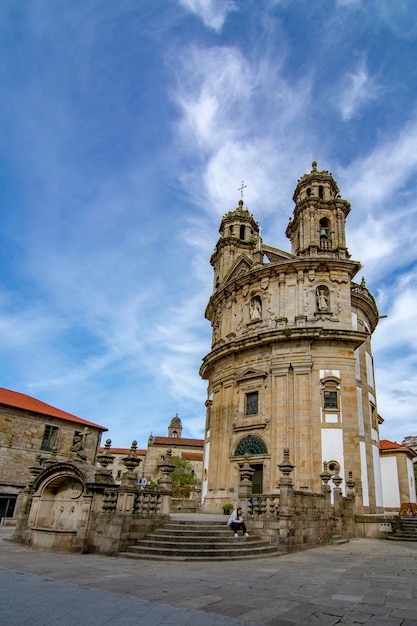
150,529,232,539
386,517,417,542
137,537,269,549
386,535,417,541
119,518,285,561
119,543,284,561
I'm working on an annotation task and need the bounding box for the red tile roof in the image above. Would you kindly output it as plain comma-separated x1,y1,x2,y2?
0,387,107,430
182,452,203,461
380,439,403,450
152,436,203,448
380,439,416,457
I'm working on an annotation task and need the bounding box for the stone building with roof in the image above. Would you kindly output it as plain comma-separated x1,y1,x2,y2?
380,439,417,510
99,414,203,485
200,163,385,514
0,387,107,520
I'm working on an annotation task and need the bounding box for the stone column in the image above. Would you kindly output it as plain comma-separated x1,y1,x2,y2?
331,472,344,537
278,448,295,548
117,441,142,513
157,449,175,516
237,453,254,517
320,461,332,502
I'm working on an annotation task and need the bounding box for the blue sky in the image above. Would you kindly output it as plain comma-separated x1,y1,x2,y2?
0,0,416,448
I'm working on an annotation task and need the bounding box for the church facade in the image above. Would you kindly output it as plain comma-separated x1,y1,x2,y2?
200,163,383,514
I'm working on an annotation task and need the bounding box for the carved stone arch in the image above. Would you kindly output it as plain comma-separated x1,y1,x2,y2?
32,462,86,493
234,435,268,456
34,474,85,532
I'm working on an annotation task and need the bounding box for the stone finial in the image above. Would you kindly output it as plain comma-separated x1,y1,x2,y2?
96,439,115,468
158,449,175,476
360,276,366,288
319,461,332,485
346,471,355,496
312,161,317,172
122,440,141,472
278,448,295,477
332,472,343,488
238,452,255,484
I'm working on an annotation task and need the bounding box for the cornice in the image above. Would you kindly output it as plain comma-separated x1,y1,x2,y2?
200,327,368,378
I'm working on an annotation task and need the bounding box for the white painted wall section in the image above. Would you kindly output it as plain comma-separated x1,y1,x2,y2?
360,441,370,507
372,443,383,507
381,456,400,508
355,348,361,380
202,441,210,500
356,387,364,437
321,428,345,494
366,352,374,388
407,458,417,503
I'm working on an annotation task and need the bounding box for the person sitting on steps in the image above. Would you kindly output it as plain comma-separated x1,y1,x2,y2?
228,506,249,538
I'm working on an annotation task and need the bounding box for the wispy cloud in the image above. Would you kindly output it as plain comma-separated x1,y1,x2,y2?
177,0,237,32
334,113,417,286
334,59,380,121
172,43,314,219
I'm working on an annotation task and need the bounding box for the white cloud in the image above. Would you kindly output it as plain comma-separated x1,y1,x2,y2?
336,115,417,280
173,43,314,219
347,134,417,208
373,279,417,353
334,59,380,121
371,271,417,441
177,0,237,32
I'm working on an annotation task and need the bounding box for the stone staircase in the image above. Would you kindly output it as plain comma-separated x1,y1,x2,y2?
387,516,417,542
119,519,285,561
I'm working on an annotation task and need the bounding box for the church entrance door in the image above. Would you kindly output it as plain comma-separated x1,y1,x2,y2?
251,464,263,494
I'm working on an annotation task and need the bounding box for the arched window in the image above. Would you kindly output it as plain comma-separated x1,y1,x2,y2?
319,217,330,238
240,225,245,240
319,185,324,199
235,435,267,456
321,377,340,414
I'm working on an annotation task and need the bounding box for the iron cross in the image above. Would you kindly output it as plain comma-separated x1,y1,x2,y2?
238,181,247,198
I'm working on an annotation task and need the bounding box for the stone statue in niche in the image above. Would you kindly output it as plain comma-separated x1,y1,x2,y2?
250,296,262,321
316,287,329,312
70,429,90,462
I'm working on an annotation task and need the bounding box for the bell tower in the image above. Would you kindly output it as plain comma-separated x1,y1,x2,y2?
210,199,261,291
285,161,351,259
168,414,182,438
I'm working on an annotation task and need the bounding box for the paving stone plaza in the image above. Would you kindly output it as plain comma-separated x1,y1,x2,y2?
1,525,417,626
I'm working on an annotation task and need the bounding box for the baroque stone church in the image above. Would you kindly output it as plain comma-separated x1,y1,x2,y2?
200,162,383,514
